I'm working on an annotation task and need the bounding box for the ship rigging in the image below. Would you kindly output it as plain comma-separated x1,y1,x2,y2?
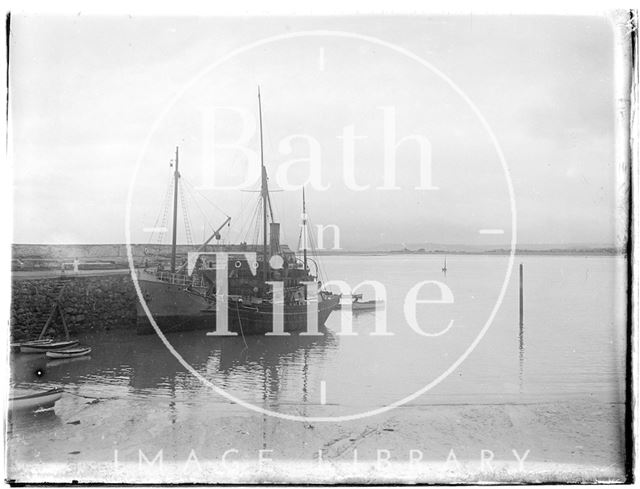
135,88,340,335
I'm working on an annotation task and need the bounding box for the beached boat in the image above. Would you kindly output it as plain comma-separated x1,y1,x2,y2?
137,89,340,335
20,340,79,354
19,339,53,346
45,346,92,359
9,387,64,411
19,282,77,353
46,355,91,368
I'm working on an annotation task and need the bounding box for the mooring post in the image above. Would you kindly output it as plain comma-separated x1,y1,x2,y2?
519,263,524,327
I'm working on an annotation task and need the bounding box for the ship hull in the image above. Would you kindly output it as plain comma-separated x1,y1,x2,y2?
136,273,340,335
226,295,340,335
137,312,217,335
136,272,215,334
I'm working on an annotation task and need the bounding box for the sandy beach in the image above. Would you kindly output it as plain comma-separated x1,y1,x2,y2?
7,396,626,484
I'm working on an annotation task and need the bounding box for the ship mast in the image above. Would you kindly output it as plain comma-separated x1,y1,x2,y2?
302,187,308,271
258,87,269,282
170,146,180,273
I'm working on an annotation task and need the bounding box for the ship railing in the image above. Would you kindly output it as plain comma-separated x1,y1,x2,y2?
156,270,206,288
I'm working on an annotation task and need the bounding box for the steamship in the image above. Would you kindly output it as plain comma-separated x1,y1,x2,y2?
136,90,340,335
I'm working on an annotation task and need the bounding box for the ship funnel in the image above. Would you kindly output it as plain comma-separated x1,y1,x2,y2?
269,222,280,256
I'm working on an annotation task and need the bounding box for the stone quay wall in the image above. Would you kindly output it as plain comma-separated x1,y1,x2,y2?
10,274,137,341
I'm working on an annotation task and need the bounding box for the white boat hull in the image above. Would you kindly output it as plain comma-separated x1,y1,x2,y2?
9,388,63,411
20,340,79,354
45,347,92,359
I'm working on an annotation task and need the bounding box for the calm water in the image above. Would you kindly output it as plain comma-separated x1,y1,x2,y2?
10,255,627,421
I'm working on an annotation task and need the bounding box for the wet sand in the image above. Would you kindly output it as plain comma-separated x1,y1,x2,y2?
7,398,626,484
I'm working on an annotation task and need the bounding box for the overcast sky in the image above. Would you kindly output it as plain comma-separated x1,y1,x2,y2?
9,14,622,249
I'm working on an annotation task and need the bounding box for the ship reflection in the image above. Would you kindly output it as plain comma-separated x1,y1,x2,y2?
133,328,339,404
11,328,338,409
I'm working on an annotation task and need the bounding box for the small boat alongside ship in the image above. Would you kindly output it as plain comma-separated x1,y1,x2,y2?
9,387,64,412
137,89,340,335
338,294,385,312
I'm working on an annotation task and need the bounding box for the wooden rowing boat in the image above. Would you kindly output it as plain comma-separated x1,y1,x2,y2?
9,388,64,411
19,339,53,345
45,347,92,359
46,355,91,368
20,340,79,354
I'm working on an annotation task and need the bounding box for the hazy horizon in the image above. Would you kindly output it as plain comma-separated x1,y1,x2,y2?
10,14,624,249
10,240,621,250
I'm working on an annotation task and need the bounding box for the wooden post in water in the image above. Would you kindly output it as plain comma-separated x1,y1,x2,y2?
519,263,524,327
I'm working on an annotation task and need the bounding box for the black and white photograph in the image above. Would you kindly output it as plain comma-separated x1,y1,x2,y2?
3,5,636,484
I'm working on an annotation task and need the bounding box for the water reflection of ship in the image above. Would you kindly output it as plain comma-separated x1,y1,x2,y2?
137,89,340,335
11,326,337,410
21,328,334,405
126,329,337,400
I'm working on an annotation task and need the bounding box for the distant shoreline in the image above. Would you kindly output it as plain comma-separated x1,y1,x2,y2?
314,249,625,257
11,243,624,260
